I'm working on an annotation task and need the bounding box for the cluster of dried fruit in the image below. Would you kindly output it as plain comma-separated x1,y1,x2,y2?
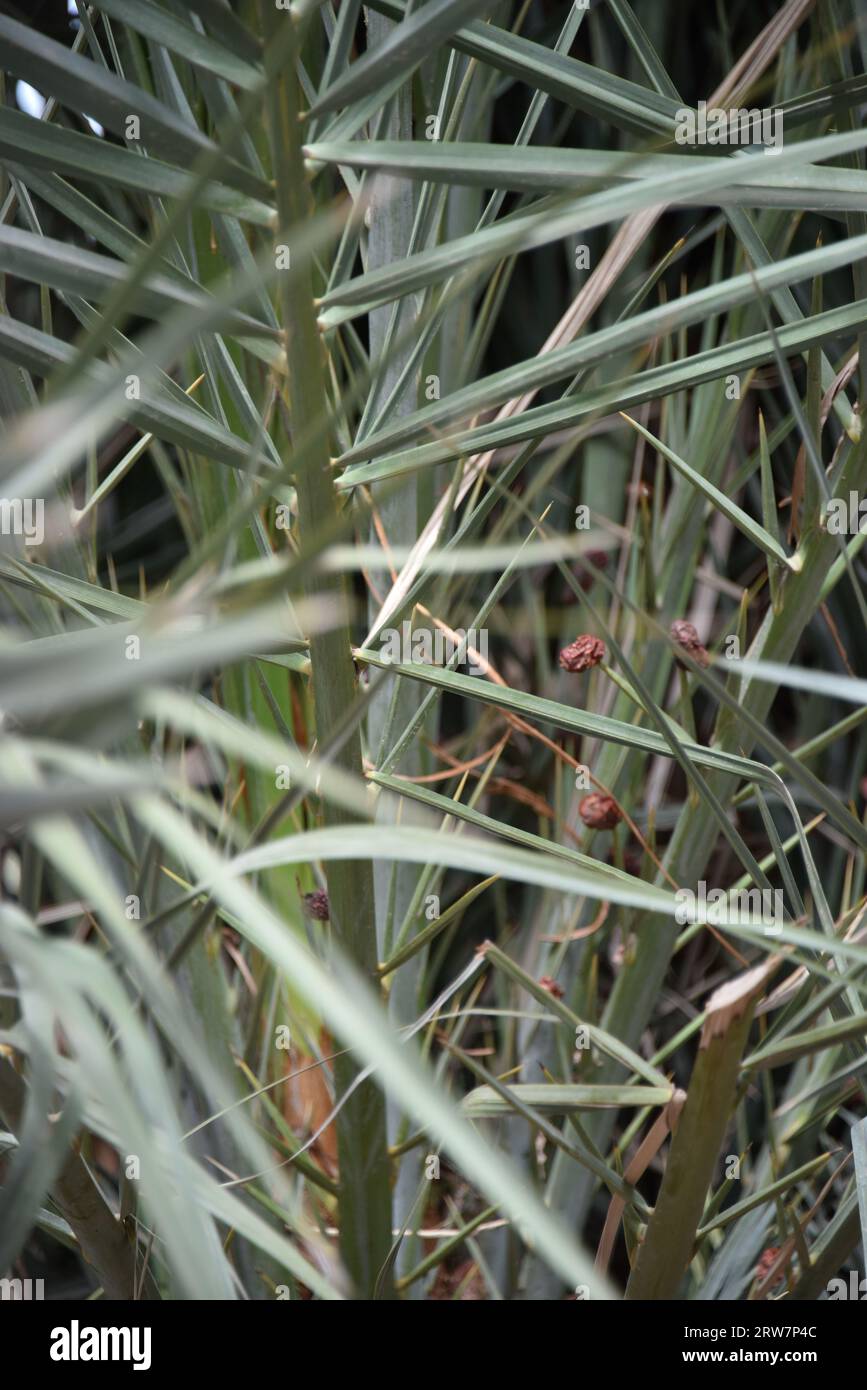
557,620,709,848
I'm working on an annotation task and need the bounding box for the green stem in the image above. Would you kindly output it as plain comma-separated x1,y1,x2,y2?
259,3,393,1298
624,961,774,1299
363,5,425,1288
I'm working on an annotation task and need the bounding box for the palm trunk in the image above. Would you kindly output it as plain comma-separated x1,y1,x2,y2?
259,2,393,1298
